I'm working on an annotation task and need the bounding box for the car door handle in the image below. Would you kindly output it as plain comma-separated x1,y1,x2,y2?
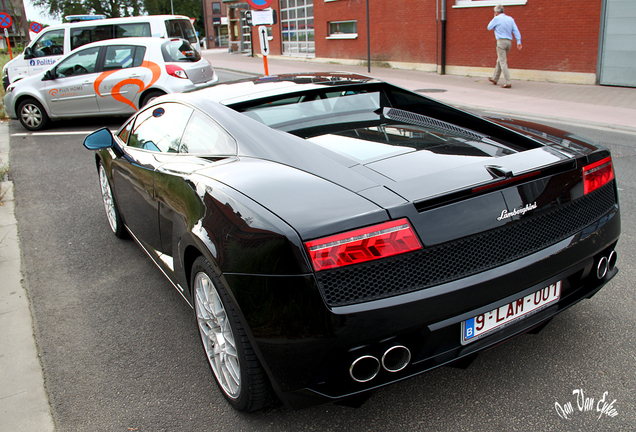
82,80,92,85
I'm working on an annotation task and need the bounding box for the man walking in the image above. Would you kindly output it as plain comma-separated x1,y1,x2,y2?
487,4,522,88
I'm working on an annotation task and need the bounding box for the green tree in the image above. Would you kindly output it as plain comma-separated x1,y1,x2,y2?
144,0,204,36
32,0,144,19
31,0,204,37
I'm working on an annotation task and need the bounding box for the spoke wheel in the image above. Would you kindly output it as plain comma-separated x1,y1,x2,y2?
192,256,272,411
18,98,49,131
98,163,127,238
195,271,241,398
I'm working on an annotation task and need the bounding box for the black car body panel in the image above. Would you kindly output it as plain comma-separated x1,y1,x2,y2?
85,73,620,410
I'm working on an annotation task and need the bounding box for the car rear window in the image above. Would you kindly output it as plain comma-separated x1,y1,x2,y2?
161,39,201,62
165,19,198,45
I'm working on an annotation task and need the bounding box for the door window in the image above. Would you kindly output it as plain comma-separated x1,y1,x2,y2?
180,112,237,155
55,46,100,77
128,103,194,152
117,119,134,145
103,45,146,71
32,30,65,57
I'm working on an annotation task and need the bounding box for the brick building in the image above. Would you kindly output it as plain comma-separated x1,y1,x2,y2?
211,0,635,86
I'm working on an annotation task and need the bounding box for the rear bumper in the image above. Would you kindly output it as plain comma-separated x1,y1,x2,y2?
225,204,620,410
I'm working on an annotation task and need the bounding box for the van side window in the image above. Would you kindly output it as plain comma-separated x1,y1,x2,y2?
103,46,146,71
33,30,64,57
71,25,115,50
114,23,151,38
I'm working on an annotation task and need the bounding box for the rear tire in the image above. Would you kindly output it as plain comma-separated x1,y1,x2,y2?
140,91,164,108
18,98,49,131
192,256,272,412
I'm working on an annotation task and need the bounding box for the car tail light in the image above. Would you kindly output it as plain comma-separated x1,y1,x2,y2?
583,156,614,194
166,64,188,79
304,219,422,272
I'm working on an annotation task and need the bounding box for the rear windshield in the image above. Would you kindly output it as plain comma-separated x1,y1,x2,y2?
165,19,198,45
161,39,201,62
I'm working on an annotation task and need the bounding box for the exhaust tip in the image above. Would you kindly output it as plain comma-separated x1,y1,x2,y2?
350,355,380,383
608,250,617,273
381,345,411,372
596,256,608,279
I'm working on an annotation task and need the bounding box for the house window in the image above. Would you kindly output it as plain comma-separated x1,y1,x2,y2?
454,0,527,8
327,20,357,39
280,0,315,57
212,3,221,14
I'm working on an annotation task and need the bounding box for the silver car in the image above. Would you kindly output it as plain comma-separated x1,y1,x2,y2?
4,37,218,131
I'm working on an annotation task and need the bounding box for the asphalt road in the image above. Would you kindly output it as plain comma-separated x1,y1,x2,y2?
9,71,636,431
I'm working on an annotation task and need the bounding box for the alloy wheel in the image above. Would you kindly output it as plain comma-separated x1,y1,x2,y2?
194,272,241,398
20,103,43,129
99,165,118,233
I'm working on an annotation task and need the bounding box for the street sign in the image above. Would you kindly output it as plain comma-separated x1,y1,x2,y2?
0,13,12,29
258,25,269,56
245,9,277,26
246,0,273,10
30,22,43,33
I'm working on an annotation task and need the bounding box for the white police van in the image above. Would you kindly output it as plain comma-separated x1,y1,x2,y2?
3,15,201,89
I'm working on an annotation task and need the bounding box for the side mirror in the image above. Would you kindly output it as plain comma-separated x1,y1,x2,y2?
83,127,115,150
42,69,56,81
24,47,33,59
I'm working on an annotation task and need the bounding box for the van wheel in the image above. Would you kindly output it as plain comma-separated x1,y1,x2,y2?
18,98,49,131
140,91,164,107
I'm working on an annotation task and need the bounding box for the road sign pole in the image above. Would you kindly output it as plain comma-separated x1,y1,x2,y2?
0,12,13,58
4,28,11,59
257,25,270,76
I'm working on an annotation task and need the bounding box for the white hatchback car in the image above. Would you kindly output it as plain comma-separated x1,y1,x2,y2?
4,37,218,131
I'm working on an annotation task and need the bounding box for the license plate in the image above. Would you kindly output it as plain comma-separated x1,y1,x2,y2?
461,281,561,344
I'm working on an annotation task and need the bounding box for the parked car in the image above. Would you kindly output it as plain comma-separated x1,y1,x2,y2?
83,73,620,412
3,14,201,89
5,37,217,131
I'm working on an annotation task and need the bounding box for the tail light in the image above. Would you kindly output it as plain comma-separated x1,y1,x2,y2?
305,218,422,272
583,156,614,194
166,64,188,79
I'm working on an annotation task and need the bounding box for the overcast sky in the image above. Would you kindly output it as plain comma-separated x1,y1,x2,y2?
23,0,62,26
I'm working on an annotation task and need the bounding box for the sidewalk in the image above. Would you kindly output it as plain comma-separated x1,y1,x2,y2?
0,121,55,431
202,48,636,133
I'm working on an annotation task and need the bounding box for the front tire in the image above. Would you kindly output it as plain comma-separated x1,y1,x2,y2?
98,163,127,238
192,256,272,412
18,98,49,131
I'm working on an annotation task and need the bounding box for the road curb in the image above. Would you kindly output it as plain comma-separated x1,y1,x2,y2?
0,121,55,432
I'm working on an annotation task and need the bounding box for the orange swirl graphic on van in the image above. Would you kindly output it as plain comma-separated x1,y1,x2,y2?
94,61,162,110
49,89,58,96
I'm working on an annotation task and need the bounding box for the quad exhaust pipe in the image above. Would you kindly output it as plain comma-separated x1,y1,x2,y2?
350,346,411,382
596,250,617,280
